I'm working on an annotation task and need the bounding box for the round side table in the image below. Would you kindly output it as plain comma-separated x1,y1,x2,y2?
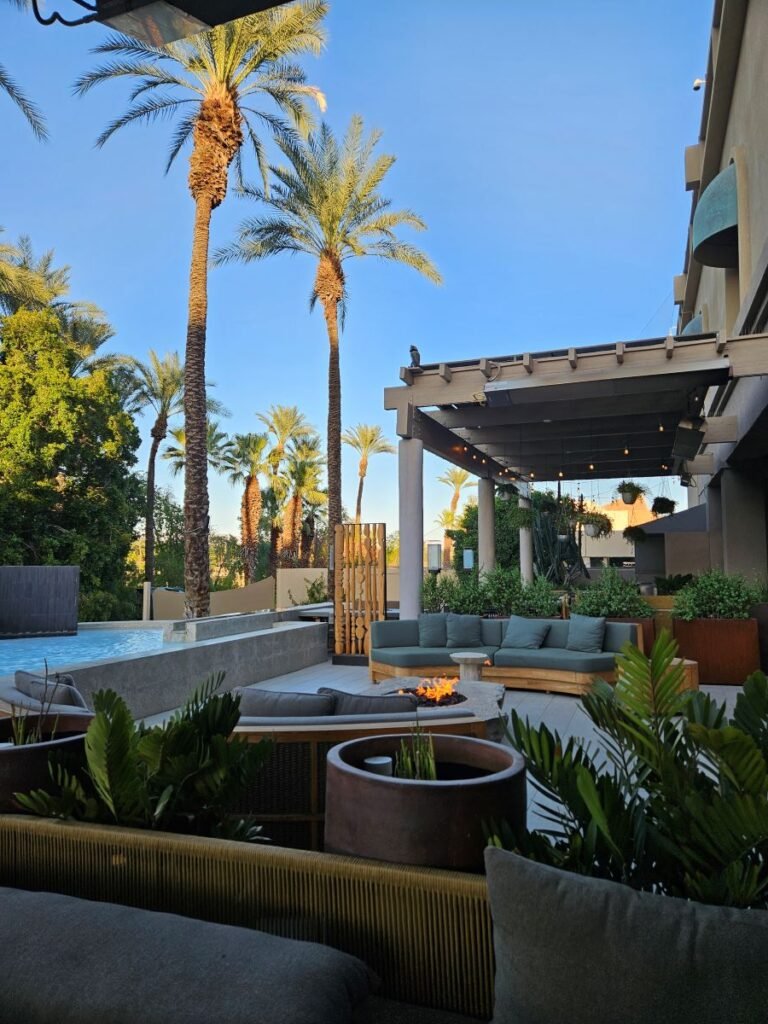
449,651,488,682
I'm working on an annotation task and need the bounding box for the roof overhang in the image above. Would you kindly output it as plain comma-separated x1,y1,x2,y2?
384,332,768,483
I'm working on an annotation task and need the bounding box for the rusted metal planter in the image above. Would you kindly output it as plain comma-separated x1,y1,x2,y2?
672,618,760,685
324,734,526,871
0,715,90,812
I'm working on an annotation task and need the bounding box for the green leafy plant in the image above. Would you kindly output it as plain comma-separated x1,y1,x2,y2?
9,662,65,747
580,510,613,538
622,525,647,544
655,573,695,596
491,630,768,908
16,673,271,842
573,567,653,619
517,575,560,617
616,481,645,504
289,575,328,605
651,496,676,517
673,570,759,621
421,569,559,618
395,726,437,780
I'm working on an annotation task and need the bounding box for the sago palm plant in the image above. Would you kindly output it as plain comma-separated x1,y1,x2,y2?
75,2,327,617
217,114,441,595
341,423,395,522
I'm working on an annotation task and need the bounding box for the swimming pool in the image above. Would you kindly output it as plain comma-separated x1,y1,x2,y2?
0,629,173,676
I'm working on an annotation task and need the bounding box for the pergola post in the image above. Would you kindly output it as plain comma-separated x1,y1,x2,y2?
398,437,424,619
478,478,496,574
519,495,534,583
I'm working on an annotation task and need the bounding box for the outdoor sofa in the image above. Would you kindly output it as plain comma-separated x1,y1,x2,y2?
0,670,94,719
369,613,637,695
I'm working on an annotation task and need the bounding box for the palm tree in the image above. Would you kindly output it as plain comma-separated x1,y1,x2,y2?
0,230,53,313
216,115,441,598
282,435,325,561
341,423,395,522
438,468,475,568
164,420,233,477
75,3,327,618
2,2,47,140
435,509,456,569
224,432,270,583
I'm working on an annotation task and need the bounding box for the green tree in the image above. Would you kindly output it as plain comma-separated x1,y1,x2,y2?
163,420,233,476
0,230,54,314
75,3,327,618
1,1,47,139
0,309,141,618
341,423,394,522
282,434,325,562
128,486,185,588
217,114,441,598
223,432,271,582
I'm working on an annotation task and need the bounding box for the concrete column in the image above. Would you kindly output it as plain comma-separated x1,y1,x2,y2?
142,581,152,621
721,469,768,581
519,495,534,583
398,438,424,619
705,485,723,571
478,478,496,574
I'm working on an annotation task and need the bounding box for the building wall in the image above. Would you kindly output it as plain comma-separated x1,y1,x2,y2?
153,577,275,619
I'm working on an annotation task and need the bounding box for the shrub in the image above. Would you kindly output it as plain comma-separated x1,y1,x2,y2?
655,573,694,596
491,631,768,908
482,566,524,615
673,570,758,620
573,568,652,618
517,575,560,618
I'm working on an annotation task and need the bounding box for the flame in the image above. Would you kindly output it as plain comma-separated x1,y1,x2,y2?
415,677,457,702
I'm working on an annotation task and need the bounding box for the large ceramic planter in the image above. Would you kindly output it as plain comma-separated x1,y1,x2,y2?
324,734,525,871
0,715,89,812
672,618,760,685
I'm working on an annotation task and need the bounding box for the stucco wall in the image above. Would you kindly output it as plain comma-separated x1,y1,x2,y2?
152,578,275,619
275,567,401,609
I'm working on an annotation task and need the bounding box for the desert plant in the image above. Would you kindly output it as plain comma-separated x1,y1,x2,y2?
651,496,676,517
395,727,437,781
655,573,695,596
622,525,647,544
574,568,653,619
491,630,768,908
289,575,328,605
17,673,270,842
616,481,645,504
673,569,759,621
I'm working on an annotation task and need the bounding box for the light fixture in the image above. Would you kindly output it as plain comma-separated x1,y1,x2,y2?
558,471,564,478
658,423,665,433
529,472,535,479
427,542,442,574
623,447,630,456
29,0,284,42
588,463,595,471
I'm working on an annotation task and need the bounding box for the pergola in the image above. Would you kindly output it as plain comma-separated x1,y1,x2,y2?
384,329,768,618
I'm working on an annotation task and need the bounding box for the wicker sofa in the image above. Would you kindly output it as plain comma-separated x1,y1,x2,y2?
370,615,637,695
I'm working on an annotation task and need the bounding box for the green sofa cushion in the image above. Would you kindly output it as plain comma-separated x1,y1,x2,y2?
418,613,447,647
566,613,606,653
370,619,419,648
235,689,335,717
501,616,551,649
481,619,504,647
371,646,498,669
446,614,483,648
492,648,616,673
485,848,768,1024
318,687,417,715
604,621,638,651
541,620,570,648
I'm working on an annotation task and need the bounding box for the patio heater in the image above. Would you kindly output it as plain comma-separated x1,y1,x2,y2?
29,1,288,42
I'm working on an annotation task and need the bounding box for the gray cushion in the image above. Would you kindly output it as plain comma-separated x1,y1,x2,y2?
235,688,335,717
371,646,498,669
541,620,569,648
501,616,551,650
370,620,419,648
603,621,638,652
446,614,483,648
14,670,88,709
0,886,372,1024
418,613,447,648
354,995,484,1023
238,708,472,727
484,847,768,1024
492,648,617,673
566,614,606,653
318,687,416,716
481,619,503,647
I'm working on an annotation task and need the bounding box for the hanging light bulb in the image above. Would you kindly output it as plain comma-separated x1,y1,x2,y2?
623,446,630,456
588,463,595,471
558,471,564,478
658,423,665,433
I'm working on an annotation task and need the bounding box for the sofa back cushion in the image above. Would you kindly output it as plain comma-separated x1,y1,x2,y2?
566,614,606,653
417,613,447,647
318,687,417,716
14,670,88,709
235,689,336,718
603,621,638,652
370,619,419,648
485,847,768,1024
501,616,551,649
541,620,570,649
446,613,483,648
481,618,503,647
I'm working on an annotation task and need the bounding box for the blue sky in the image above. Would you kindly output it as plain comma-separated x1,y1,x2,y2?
1,0,711,541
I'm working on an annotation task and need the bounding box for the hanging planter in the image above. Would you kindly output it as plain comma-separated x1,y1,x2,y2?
617,481,645,505
651,496,677,517
580,511,612,539
584,523,599,538
623,525,647,545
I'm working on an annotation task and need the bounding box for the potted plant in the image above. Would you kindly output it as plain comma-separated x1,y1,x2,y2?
651,495,676,516
672,570,760,684
616,480,645,505
622,524,647,545
324,731,525,870
580,510,612,538
572,567,654,650
484,632,768,1023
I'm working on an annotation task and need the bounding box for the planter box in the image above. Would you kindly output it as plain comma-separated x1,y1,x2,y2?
672,618,760,685
750,603,768,673
646,596,675,641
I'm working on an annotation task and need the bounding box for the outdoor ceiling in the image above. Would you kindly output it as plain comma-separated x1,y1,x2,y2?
384,331,768,484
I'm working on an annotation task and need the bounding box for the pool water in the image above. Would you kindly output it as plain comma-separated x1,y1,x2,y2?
0,629,171,676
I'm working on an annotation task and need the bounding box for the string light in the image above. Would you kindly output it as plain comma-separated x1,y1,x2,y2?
623,447,630,456
588,463,595,471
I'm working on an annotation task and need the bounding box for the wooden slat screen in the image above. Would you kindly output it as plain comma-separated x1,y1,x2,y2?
333,523,386,656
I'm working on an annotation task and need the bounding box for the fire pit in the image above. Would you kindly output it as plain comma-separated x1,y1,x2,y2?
396,678,467,708
366,679,506,741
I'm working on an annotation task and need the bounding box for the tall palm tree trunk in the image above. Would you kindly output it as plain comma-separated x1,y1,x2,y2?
144,413,167,583
354,475,365,523
243,475,261,583
183,195,213,619
324,303,341,595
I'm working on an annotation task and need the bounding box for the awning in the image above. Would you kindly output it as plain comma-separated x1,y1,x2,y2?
692,163,738,268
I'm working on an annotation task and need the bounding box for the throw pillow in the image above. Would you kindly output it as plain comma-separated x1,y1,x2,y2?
566,613,606,653
485,847,768,1024
235,689,335,717
417,613,447,648
14,670,88,709
501,616,551,649
317,687,417,716
445,613,484,649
